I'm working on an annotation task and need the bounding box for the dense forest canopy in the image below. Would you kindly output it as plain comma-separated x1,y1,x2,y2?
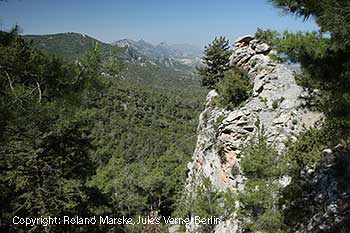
0,26,206,232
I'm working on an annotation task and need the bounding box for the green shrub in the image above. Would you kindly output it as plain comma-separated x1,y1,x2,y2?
272,100,279,110
174,176,236,232
215,70,252,110
238,126,289,233
279,119,350,230
259,96,268,106
255,28,280,46
284,118,350,175
214,114,226,130
240,130,282,179
272,97,285,110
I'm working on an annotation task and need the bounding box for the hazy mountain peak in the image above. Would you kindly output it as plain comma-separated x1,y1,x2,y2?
113,38,202,66
158,41,168,47
113,39,136,47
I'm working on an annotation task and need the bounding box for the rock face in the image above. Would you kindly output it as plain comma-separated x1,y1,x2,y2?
185,36,323,232
290,145,350,233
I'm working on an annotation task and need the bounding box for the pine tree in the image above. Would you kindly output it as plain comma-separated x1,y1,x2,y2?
197,36,231,89
268,0,350,118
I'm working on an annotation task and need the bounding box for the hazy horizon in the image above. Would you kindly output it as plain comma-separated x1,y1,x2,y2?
0,0,319,48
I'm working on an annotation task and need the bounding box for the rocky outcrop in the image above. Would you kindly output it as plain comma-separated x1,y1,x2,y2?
185,36,323,232
288,145,350,232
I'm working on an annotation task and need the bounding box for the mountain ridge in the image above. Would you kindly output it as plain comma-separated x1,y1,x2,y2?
113,38,202,67
23,32,203,89
24,32,202,67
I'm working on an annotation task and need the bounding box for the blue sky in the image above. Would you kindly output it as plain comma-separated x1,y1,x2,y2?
0,0,318,48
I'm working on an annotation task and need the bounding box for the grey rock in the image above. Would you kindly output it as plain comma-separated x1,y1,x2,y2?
206,90,218,106
225,111,244,123
230,47,255,65
235,35,253,44
169,225,180,233
236,120,248,126
255,43,271,54
269,49,278,57
323,148,332,155
254,78,265,93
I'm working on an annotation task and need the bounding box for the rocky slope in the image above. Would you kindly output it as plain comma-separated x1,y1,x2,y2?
185,35,323,232
287,144,350,232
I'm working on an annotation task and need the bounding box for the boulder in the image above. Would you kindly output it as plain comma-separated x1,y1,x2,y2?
255,43,271,54
235,35,254,44
225,111,244,123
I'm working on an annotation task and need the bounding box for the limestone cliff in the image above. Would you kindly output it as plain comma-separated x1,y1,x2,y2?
185,35,323,232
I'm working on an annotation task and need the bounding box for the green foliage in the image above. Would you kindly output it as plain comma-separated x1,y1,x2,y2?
175,176,236,232
270,0,350,46
240,133,282,179
192,178,224,219
215,70,252,110
239,180,287,233
280,31,329,63
272,97,285,110
284,118,350,176
263,7,350,224
267,0,350,118
272,100,279,110
0,24,20,46
240,124,285,177
87,80,205,222
214,114,226,133
0,29,109,232
197,36,231,89
278,118,350,230
255,28,280,46
125,61,202,89
255,29,329,63
259,96,268,106
25,33,204,89
238,127,289,233
24,32,118,60
0,28,205,233
256,209,286,233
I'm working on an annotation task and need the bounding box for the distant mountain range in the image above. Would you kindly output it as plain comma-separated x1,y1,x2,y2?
23,32,203,88
113,39,202,67
24,32,202,67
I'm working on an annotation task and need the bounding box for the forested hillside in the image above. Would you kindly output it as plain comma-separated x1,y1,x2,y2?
24,33,116,60
0,28,206,232
24,33,202,89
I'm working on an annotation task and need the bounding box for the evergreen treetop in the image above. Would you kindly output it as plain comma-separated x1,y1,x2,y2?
197,36,231,89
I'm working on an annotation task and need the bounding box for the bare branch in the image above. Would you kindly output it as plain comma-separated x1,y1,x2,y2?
5,70,15,92
36,81,42,103
4,70,24,109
